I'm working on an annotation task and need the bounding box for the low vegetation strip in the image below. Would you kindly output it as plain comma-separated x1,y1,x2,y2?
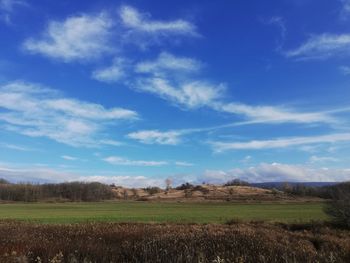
0,202,327,223
0,221,349,263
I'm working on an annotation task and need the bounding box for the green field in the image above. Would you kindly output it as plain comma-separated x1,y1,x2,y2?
0,202,328,224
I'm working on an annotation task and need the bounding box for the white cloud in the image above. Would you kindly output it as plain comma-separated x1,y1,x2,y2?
0,0,23,11
84,175,164,188
99,139,123,146
285,33,350,60
0,142,34,151
0,81,138,146
340,0,350,19
215,102,335,124
309,155,339,163
132,53,336,125
339,65,350,75
120,5,197,36
0,0,27,24
201,163,350,183
175,161,194,167
23,13,113,62
135,52,202,75
103,156,168,167
266,16,286,50
211,133,350,152
127,129,184,145
0,164,164,187
132,52,223,109
61,155,78,161
240,155,252,164
137,77,224,109
92,58,129,83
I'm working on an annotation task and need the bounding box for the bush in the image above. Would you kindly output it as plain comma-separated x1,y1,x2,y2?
0,178,9,184
176,182,194,190
324,182,350,228
224,179,250,187
143,187,162,195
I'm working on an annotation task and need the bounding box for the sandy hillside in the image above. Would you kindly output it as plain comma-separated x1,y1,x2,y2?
111,184,323,202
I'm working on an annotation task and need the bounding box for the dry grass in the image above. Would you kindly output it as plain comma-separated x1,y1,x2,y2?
0,221,349,262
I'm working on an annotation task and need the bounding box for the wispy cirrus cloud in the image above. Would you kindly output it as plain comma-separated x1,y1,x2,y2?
339,0,350,19
103,156,168,167
23,4,198,63
339,65,350,75
264,16,287,50
211,133,350,152
309,155,339,163
0,81,138,146
0,0,27,24
127,129,184,145
175,161,194,167
135,52,202,75
132,52,225,110
285,33,350,60
132,52,338,125
120,5,198,36
0,142,35,152
214,102,335,124
136,77,225,109
92,58,130,83
61,155,78,161
23,13,114,62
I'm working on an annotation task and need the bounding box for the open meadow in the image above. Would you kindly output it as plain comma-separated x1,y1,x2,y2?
0,201,327,223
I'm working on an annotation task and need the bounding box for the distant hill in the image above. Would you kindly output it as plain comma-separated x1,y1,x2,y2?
112,184,324,202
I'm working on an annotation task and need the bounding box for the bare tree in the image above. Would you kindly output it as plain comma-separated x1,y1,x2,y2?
165,178,172,191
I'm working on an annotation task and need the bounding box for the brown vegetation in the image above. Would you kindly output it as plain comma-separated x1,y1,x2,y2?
0,221,349,262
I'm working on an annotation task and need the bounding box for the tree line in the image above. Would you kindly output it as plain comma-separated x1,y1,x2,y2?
0,180,115,202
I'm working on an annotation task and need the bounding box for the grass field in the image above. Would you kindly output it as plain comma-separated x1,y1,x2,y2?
0,202,327,223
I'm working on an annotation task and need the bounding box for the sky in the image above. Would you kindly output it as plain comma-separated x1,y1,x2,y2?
0,0,350,187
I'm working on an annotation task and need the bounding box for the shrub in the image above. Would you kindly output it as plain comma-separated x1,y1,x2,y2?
0,178,9,184
176,182,194,190
143,187,162,195
224,179,250,187
324,182,350,228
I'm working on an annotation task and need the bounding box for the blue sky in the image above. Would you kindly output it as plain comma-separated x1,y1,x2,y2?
1,0,350,187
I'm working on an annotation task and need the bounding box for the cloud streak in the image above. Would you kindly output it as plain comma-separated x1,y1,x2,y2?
127,130,184,145
211,133,350,152
0,81,138,146
285,33,350,60
120,5,197,35
103,156,168,166
0,0,27,24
